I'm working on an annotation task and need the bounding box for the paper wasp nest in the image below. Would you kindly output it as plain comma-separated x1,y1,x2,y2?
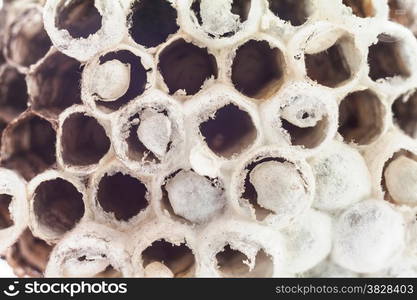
1,0,417,278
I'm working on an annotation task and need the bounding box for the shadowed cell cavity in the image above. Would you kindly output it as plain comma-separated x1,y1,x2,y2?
268,0,309,26
342,0,375,18
0,67,28,123
0,194,13,229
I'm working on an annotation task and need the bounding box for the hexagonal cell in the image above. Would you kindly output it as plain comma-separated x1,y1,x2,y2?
342,0,375,18
268,0,310,26
368,34,410,81
191,0,251,37
96,172,148,222
0,66,28,123
199,104,257,158
7,228,53,277
388,0,413,27
216,245,273,277
338,90,385,145
93,50,149,111
393,91,417,138
5,7,52,69
1,113,56,181
33,178,85,236
56,0,102,39
158,39,218,95
0,194,13,229
60,113,110,167
141,239,196,277
28,51,82,118
128,0,179,48
231,40,284,99
305,37,352,87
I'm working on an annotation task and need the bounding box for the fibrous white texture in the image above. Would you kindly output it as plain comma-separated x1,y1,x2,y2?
1,0,417,278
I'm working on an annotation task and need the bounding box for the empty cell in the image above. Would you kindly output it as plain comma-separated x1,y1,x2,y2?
33,178,85,235
1,115,56,181
158,39,218,95
60,113,110,166
393,91,417,138
339,90,385,145
0,67,28,123
141,239,195,277
129,0,179,48
305,39,351,87
216,245,273,277
94,50,149,111
97,173,148,221
388,0,413,27
199,104,257,158
281,117,328,149
29,52,82,117
5,8,52,68
268,0,309,26
342,0,375,18
0,194,13,229
191,0,251,37
232,40,284,99
56,0,102,39
368,35,410,81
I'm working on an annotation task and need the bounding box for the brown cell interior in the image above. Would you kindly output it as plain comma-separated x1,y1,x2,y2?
216,245,273,278
33,178,85,235
268,0,309,26
0,194,13,229
95,50,149,111
56,0,102,39
30,52,82,118
129,0,179,48
199,104,257,158
96,172,148,221
158,39,218,95
191,0,251,37
232,40,284,99
393,91,417,138
368,35,410,81
281,116,329,149
388,0,413,27
6,228,53,277
0,67,28,123
141,239,195,277
61,113,110,166
7,10,51,68
339,89,385,145
305,39,351,87
1,115,56,181
342,0,375,18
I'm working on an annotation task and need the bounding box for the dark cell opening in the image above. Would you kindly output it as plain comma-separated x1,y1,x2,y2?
61,113,110,166
97,172,148,221
158,39,218,95
393,91,417,138
141,239,195,277
0,194,13,229
388,0,413,27
56,0,102,39
342,0,375,18
7,10,52,68
1,115,56,181
368,35,410,81
199,104,257,158
191,0,251,37
281,117,328,149
129,0,179,48
216,244,273,277
95,50,149,111
7,228,53,277
339,90,384,145
33,178,84,235
305,40,351,87
268,0,309,26
0,67,28,123
232,40,284,99
30,52,82,117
